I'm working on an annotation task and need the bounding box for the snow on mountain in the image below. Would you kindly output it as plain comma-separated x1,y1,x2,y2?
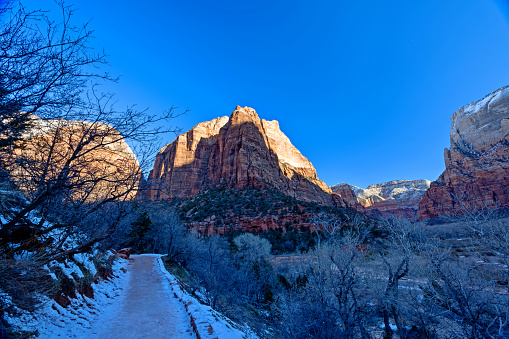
419,85,509,218
333,180,430,204
331,179,431,219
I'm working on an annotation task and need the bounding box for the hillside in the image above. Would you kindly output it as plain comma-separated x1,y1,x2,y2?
162,185,365,253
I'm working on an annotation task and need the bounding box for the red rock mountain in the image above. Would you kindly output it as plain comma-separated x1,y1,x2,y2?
147,106,356,208
418,86,509,218
332,180,430,220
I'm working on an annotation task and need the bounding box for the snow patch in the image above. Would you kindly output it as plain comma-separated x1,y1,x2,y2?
57,259,84,279
74,253,97,277
333,179,431,203
461,86,509,116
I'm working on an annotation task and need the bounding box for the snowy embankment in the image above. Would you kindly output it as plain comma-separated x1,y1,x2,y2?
156,256,259,339
6,255,131,338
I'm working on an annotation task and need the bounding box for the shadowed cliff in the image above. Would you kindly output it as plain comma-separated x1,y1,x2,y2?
418,86,509,218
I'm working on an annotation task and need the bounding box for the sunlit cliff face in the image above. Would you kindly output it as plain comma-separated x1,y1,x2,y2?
4,118,141,202
146,106,338,206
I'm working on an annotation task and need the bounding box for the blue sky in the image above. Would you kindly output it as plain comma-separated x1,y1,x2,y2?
31,0,509,188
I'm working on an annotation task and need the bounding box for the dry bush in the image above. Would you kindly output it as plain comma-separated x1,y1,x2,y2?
0,256,53,323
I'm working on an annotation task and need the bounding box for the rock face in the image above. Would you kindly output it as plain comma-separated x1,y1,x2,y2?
328,183,365,211
147,106,352,207
332,180,430,219
190,213,318,236
418,86,509,219
4,116,141,201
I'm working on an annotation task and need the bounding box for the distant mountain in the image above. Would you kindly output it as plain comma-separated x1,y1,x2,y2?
418,86,509,219
331,180,430,219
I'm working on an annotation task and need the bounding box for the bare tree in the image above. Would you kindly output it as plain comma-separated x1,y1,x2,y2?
147,206,187,260
186,235,234,309
418,247,507,338
278,232,374,339
311,210,371,247
376,218,424,338
0,1,182,260
232,233,274,304
449,192,500,237
233,232,271,262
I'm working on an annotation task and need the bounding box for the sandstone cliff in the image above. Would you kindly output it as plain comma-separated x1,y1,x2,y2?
173,185,363,241
331,179,430,219
147,106,352,207
418,86,509,218
328,183,365,212
4,115,141,201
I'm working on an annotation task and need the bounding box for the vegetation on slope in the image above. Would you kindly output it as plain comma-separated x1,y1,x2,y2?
174,185,341,222
164,185,375,254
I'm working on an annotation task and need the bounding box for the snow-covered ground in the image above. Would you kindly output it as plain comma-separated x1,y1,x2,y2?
6,256,131,338
91,254,194,338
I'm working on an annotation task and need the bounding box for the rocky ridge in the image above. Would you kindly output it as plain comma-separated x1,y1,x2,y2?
418,86,509,218
331,179,430,219
147,106,356,209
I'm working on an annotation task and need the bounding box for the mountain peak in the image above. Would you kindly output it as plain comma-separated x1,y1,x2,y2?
331,179,431,219
146,106,342,208
230,105,260,125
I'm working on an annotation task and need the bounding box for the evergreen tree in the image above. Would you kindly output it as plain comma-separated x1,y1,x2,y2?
126,211,153,253
0,84,27,151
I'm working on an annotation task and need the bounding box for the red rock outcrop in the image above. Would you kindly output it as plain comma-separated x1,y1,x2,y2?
329,183,365,212
189,213,317,236
147,106,354,208
117,247,132,259
332,180,430,220
418,86,509,219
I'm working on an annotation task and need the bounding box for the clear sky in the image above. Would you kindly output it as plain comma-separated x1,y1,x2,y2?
29,0,509,188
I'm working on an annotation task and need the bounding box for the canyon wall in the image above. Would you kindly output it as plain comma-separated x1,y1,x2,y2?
3,115,141,201
418,86,509,218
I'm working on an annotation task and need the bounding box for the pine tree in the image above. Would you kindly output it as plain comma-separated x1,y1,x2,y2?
126,211,153,253
0,85,27,151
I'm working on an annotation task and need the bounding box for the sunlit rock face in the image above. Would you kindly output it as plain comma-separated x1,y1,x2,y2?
3,115,141,202
418,86,509,219
331,180,430,219
147,106,353,207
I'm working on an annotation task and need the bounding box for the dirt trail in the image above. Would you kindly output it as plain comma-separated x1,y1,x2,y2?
92,255,195,338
